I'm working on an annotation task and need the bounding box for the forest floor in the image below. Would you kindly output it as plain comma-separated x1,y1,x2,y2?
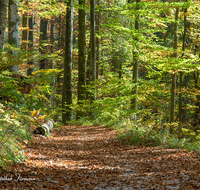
1,125,200,190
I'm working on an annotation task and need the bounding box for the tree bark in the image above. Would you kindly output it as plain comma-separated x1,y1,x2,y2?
179,4,187,124
34,119,54,136
77,0,86,119
194,72,200,131
39,19,48,70
62,0,73,124
0,0,8,51
8,0,18,72
95,0,100,80
170,7,179,133
21,0,28,51
89,0,96,103
131,0,140,120
27,16,34,76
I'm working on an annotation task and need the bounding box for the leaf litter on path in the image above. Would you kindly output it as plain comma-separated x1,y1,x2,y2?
1,125,200,189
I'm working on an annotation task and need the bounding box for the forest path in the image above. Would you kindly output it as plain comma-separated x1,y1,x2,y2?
1,125,200,189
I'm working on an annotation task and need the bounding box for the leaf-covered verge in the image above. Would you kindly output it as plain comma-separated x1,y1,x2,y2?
1,125,200,189
0,70,62,171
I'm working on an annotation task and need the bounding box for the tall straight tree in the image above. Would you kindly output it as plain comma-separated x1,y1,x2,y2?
62,0,73,124
95,0,100,81
21,0,28,51
77,0,86,119
179,3,187,124
8,0,18,72
170,7,179,133
39,19,48,69
0,0,8,51
27,15,33,76
89,0,96,103
131,0,140,120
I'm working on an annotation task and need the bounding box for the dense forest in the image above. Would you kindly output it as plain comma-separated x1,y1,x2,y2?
0,0,200,172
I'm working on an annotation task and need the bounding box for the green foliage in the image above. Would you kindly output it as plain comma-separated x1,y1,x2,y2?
115,119,200,153
0,103,31,170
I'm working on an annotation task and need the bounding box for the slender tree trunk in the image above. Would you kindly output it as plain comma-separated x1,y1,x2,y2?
86,35,91,87
0,0,9,51
194,72,200,131
170,7,179,133
50,20,54,55
8,0,18,72
62,0,73,124
95,0,100,81
179,5,187,124
21,0,28,51
39,19,48,69
89,0,96,103
27,16,34,76
54,16,63,121
77,0,86,119
131,0,140,120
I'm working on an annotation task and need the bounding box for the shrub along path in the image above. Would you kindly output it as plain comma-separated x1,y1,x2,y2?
1,125,200,189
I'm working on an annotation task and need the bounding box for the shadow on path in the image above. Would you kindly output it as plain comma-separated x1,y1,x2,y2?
1,125,200,189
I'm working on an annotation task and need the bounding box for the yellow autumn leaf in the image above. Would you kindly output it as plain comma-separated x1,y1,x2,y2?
17,142,24,149
38,115,47,121
31,109,37,117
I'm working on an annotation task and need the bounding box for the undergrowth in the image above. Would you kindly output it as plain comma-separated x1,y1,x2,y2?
114,119,200,154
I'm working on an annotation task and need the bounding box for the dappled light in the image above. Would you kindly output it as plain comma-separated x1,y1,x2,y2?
1,125,200,189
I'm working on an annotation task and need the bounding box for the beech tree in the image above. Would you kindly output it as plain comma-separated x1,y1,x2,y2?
21,0,28,51
62,0,73,124
0,0,8,50
131,0,140,120
77,0,86,119
39,19,48,69
179,3,188,125
95,0,100,80
8,0,18,72
89,0,96,104
170,7,179,133
27,15,34,76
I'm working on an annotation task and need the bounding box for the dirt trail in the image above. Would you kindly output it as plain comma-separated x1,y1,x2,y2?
1,125,200,189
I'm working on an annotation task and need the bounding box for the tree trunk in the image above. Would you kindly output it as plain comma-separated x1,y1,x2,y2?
34,119,54,136
27,16,34,76
194,72,200,131
21,0,28,51
8,0,18,72
131,0,140,120
0,0,8,51
89,0,96,104
39,19,48,70
77,0,86,119
95,0,100,81
179,4,187,125
62,0,73,124
170,7,179,133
